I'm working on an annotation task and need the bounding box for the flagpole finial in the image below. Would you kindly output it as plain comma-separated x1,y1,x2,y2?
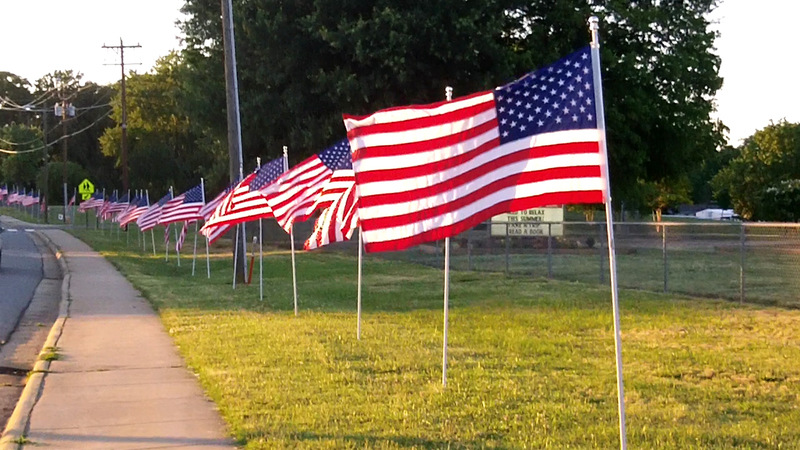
589,16,600,47
445,86,453,102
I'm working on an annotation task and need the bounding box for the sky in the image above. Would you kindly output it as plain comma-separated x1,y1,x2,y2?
1,0,797,146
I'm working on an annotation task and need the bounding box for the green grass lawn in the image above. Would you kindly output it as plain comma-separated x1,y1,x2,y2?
63,228,800,449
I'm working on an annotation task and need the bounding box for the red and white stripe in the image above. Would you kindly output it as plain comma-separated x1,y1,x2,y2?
265,155,332,232
304,181,359,250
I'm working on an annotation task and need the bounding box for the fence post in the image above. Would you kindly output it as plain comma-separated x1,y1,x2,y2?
505,221,510,276
662,224,668,293
547,222,553,279
599,222,605,284
739,223,746,304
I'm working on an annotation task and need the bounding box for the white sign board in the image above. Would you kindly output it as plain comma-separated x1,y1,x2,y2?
491,207,564,236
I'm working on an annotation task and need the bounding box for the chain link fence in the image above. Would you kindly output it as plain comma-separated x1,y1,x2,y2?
381,221,800,308
19,203,800,308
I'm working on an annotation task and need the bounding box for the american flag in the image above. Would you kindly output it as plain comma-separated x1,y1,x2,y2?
21,190,39,207
199,182,234,220
344,47,605,252
136,192,171,231
79,192,104,212
118,195,150,227
304,182,359,250
68,193,76,207
266,139,352,232
176,221,189,252
197,182,235,244
100,192,130,220
158,184,204,225
0,185,7,200
200,157,285,236
164,223,171,245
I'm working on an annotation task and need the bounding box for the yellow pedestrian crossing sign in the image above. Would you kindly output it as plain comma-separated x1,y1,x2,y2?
78,179,95,195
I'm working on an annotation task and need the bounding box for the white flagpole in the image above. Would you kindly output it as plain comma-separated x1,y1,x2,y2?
175,223,181,266
125,189,130,245
194,178,205,276
256,157,264,301
192,221,199,276
442,86,453,388
151,230,156,256
165,187,173,262
233,224,240,289
589,16,627,450
284,146,298,316
290,226,298,315
206,235,212,279
357,228,363,340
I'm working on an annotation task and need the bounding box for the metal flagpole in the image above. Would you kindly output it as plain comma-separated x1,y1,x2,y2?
165,187,173,261
442,86,453,388
357,228,363,340
290,227,298,315
233,224,240,289
193,178,205,276
151,230,156,256
256,157,264,301
165,224,170,261
125,189,130,246
192,222,199,276
175,223,181,266
284,146,298,315
589,16,627,450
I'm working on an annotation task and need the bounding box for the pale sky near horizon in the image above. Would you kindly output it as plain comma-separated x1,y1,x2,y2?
1,0,797,146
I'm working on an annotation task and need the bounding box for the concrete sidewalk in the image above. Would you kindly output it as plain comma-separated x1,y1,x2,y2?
15,229,235,449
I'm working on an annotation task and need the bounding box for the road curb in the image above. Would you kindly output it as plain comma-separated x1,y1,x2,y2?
0,231,70,450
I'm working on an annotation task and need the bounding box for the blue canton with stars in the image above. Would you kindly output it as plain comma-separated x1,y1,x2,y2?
181,184,204,203
318,138,352,171
495,47,596,145
251,157,286,190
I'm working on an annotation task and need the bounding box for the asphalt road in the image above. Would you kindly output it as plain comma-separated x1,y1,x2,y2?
0,227,43,345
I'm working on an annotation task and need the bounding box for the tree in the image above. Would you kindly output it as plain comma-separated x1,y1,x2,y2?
712,120,800,221
100,53,220,196
0,123,42,186
0,71,34,127
179,0,518,168
178,0,724,207
505,1,724,205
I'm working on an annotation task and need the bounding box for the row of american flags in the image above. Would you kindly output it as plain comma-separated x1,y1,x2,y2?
3,47,607,255
0,187,43,208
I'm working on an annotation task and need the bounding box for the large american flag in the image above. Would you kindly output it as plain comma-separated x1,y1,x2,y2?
304,182,359,250
266,139,352,232
136,192,171,231
158,184,204,225
200,157,285,236
344,47,605,252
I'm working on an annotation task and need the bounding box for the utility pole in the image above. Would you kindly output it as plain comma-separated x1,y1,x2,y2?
54,82,76,223
42,108,49,223
221,0,247,282
102,38,141,192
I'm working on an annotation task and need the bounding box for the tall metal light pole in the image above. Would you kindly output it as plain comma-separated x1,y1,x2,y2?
221,0,247,282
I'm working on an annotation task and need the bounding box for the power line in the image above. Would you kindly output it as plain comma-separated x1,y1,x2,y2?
0,109,112,155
